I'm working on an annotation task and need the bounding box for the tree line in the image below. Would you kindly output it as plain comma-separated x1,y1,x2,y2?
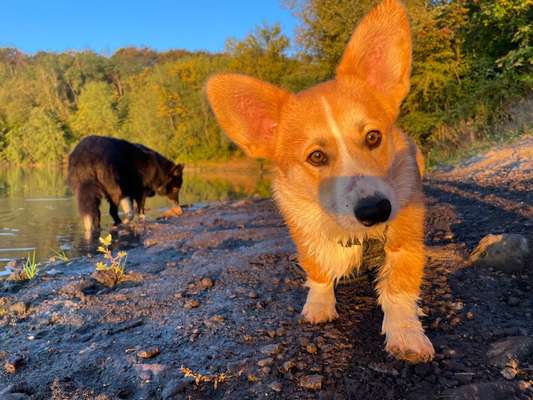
0,0,531,166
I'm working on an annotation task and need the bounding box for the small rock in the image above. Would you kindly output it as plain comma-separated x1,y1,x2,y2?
299,374,323,390
281,360,295,372
466,311,474,320
257,358,273,367
500,366,517,380
260,344,281,356
368,362,399,376
4,354,25,374
199,277,213,289
260,366,272,375
455,372,475,384
450,317,462,327
248,290,258,299
469,234,530,272
507,296,520,306
450,301,464,311
137,347,160,359
487,336,533,368
183,299,200,309
9,302,29,316
442,381,531,399
161,378,192,399
306,343,318,354
269,381,283,392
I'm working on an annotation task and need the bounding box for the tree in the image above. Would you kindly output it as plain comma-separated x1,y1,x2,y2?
4,107,67,165
70,81,119,138
225,23,293,85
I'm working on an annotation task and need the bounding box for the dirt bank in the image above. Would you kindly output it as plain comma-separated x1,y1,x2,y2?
1,137,532,400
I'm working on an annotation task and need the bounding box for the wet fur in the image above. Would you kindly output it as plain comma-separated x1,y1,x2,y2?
206,0,434,362
67,135,184,233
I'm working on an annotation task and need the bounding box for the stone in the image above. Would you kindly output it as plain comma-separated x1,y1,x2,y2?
199,277,213,289
161,378,191,399
8,302,29,316
469,234,530,272
257,358,273,367
260,344,281,356
487,336,533,368
4,354,25,374
306,343,318,354
442,381,532,400
299,374,323,390
269,381,283,392
137,347,160,359
183,299,200,309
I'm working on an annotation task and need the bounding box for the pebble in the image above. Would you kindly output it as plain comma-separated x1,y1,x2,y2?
269,381,283,392
466,311,474,320
260,366,272,375
248,290,258,299
306,343,318,354
4,354,24,374
161,378,192,399
450,317,462,327
501,366,517,380
281,360,295,372
137,347,160,359
200,277,213,289
507,296,520,306
257,357,273,367
487,336,533,368
260,344,281,356
183,299,200,309
9,302,29,316
299,374,323,390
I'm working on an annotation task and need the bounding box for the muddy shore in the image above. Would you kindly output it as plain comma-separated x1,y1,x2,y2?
1,138,532,400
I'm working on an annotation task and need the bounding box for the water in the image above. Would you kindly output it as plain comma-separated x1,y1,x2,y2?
0,163,270,270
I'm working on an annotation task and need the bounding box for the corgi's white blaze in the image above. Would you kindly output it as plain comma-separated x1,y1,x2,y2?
301,278,339,323
321,97,353,175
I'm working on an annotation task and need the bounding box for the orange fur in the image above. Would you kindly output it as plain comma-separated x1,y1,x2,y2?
206,0,434,363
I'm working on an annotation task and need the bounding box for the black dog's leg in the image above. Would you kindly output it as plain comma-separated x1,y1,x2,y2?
109,201,122,225
76,182,101,238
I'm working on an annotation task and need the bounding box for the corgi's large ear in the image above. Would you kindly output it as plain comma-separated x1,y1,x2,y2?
206,74,290,159
337,0,412,114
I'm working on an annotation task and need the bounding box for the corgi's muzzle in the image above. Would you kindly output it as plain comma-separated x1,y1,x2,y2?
354,195,391,226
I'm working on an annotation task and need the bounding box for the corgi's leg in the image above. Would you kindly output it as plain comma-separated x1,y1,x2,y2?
377,201,434,363
299,257,338,324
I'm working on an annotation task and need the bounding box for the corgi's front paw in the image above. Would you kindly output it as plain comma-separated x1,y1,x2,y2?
384,327,434,363
301,300,338,324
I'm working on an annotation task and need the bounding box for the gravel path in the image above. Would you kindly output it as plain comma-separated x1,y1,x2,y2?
1,137,532,399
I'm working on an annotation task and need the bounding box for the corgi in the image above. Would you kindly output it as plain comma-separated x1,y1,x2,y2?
206,0,434,363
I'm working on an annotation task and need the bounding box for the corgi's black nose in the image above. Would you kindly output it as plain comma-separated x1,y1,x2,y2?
354,196,391,226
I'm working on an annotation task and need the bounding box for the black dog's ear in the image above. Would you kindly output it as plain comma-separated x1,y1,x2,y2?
173,163,184,176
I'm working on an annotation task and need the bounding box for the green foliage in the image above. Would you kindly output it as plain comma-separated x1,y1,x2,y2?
22,251,39,280
0,0,531,165
4,107,67,165
70,81,118,138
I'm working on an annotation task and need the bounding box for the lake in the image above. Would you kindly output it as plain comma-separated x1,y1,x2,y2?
0,162,271,271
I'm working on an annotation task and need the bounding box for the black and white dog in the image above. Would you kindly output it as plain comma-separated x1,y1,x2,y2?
68,135,184,234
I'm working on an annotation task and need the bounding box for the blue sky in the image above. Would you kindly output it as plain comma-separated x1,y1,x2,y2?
0,0,297,54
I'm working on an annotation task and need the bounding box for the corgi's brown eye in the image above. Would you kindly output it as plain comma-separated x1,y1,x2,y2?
307,150,328,166
365,130,382,149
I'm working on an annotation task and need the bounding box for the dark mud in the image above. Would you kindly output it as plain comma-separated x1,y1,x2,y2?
1,138,532,399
